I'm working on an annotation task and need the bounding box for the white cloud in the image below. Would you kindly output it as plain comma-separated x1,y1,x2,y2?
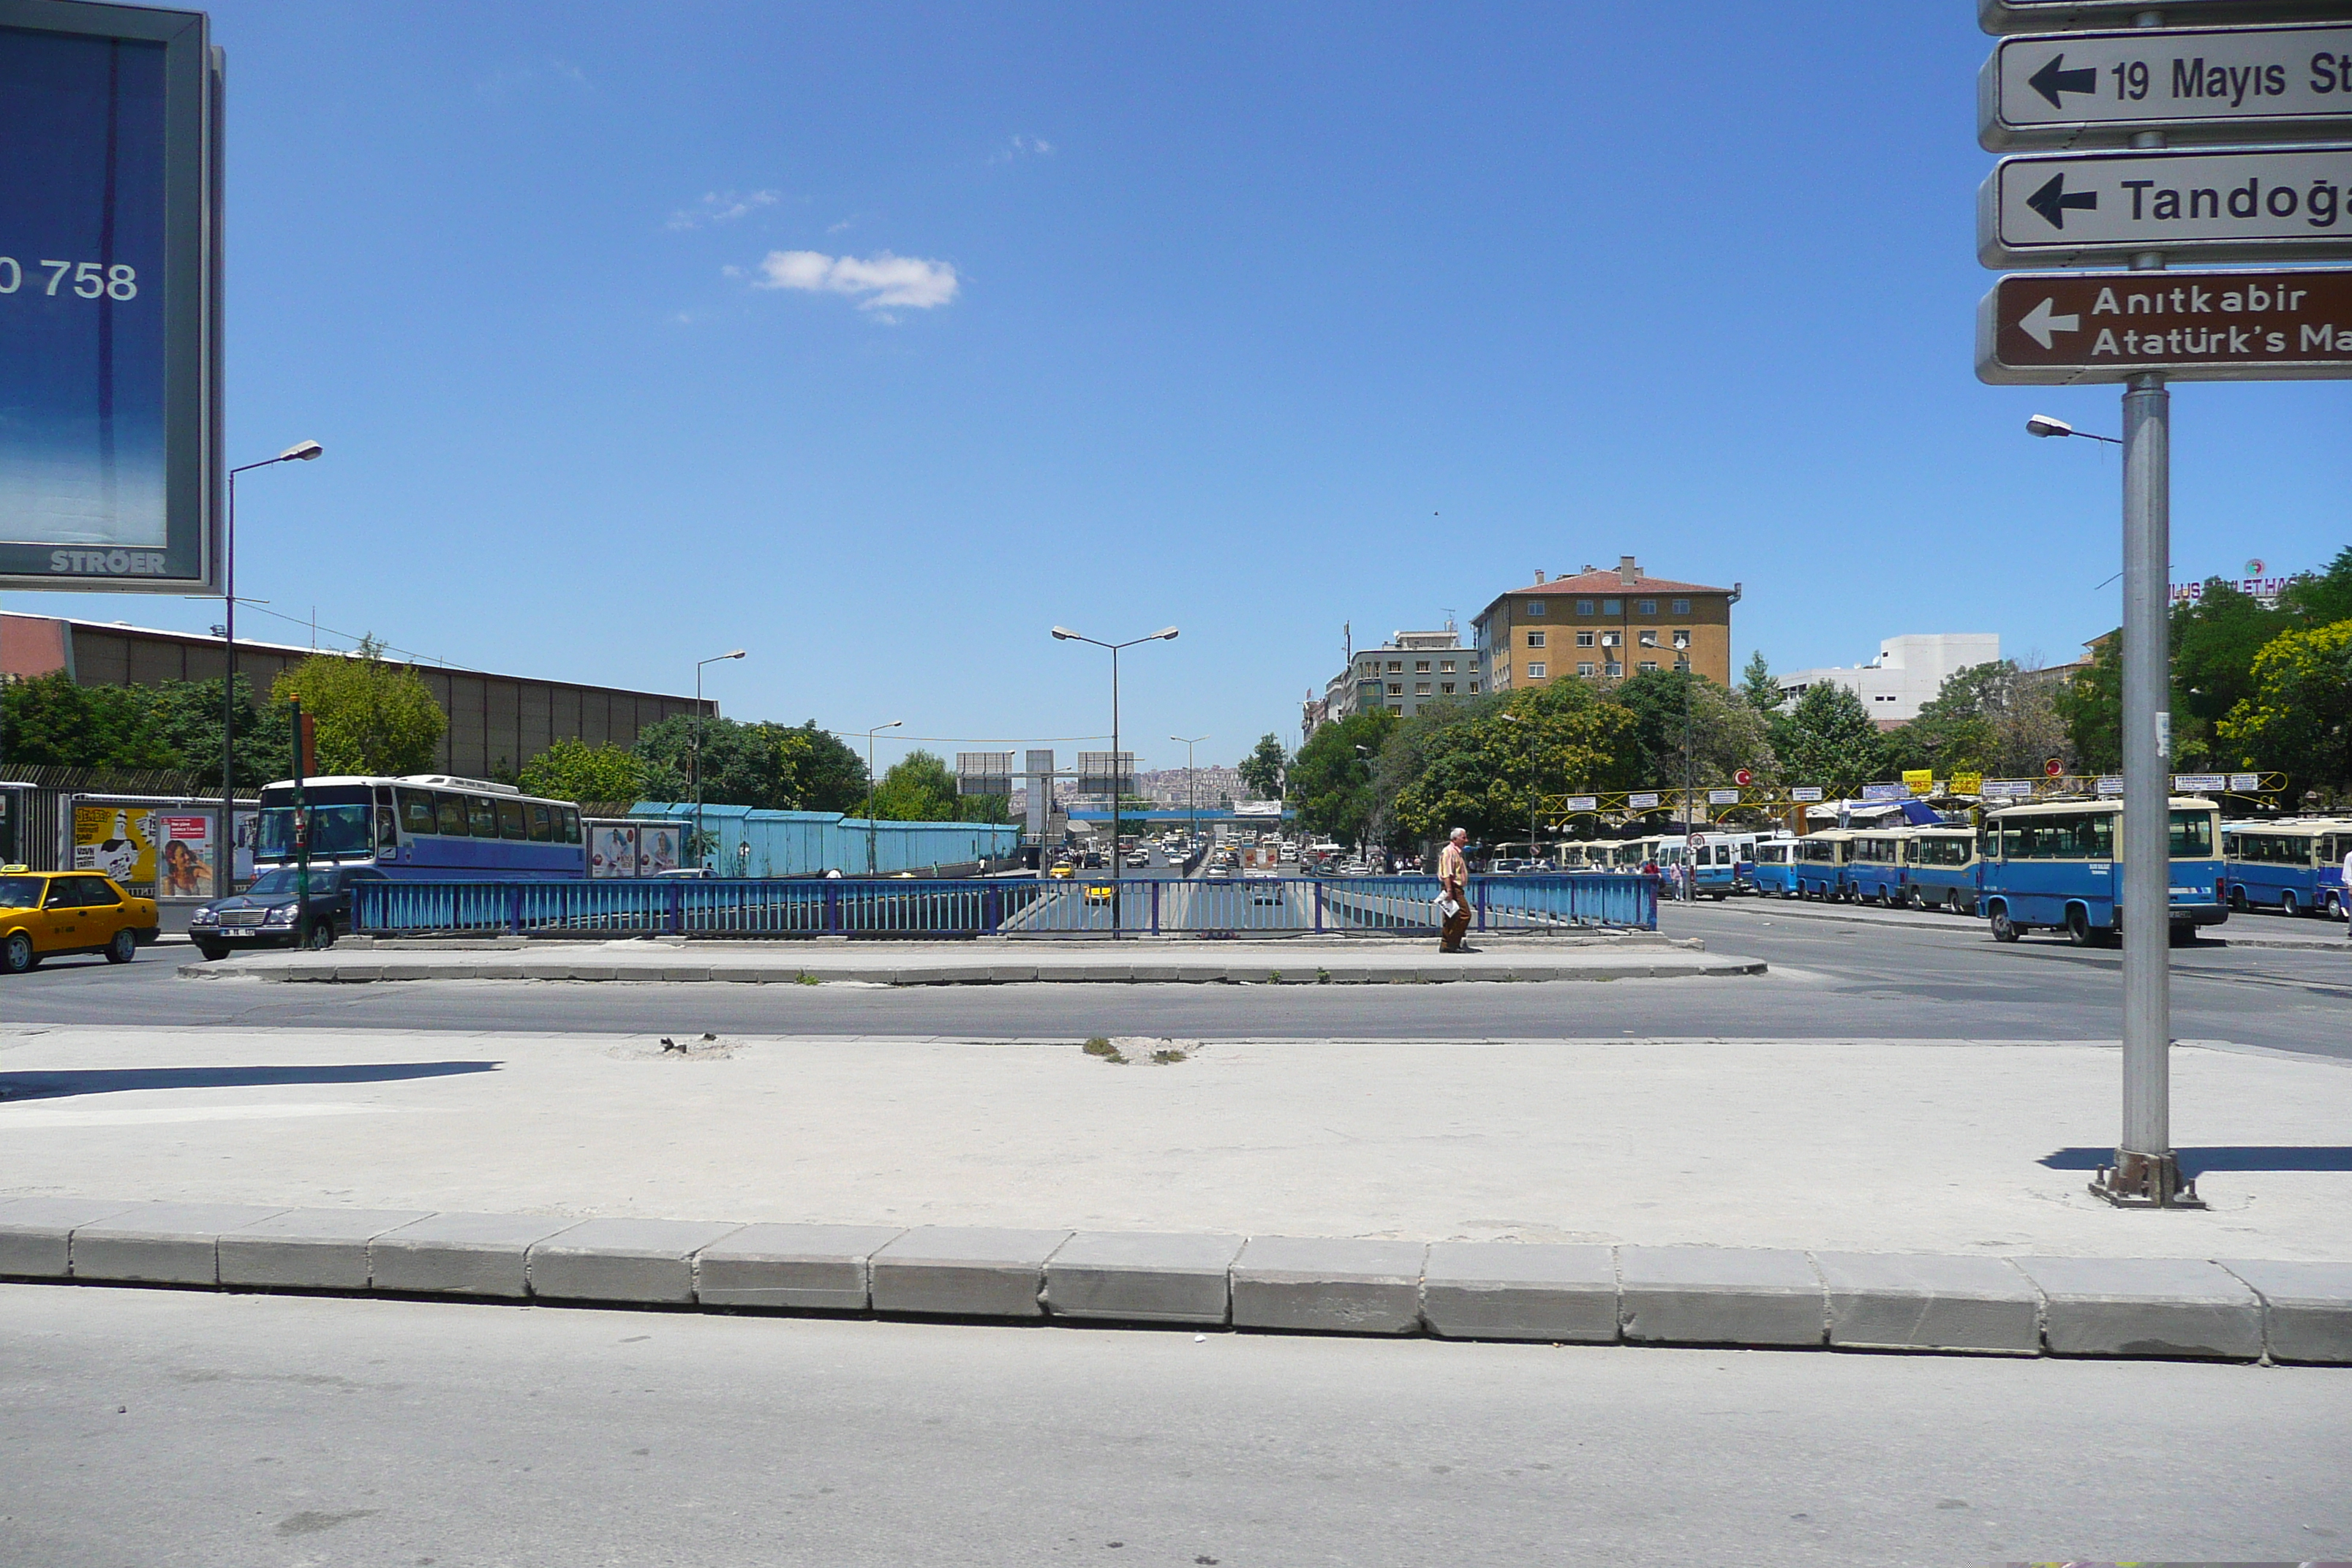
748,249,960,312
988,133,1055,165
667,189,780,231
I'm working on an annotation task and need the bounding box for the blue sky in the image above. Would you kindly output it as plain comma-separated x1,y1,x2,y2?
13,1,2348,776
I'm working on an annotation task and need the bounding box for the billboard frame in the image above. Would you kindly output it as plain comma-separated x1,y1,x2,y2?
0,0,220,592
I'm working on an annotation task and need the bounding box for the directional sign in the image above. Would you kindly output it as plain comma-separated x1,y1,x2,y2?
1979,266,2352,381
1982,23,2352,150
1980,144,2352,265
1983,0,2352,34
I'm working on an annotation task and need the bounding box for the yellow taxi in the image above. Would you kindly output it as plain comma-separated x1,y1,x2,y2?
0,866,160,973
1082,882,1117,905
1047,862,1075,880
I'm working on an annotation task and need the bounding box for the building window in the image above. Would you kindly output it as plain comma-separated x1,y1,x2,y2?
1637,598,1657,615
1637,629,1658,647
1439,660,1455,673
1672,598,1691,615
1602,598,1621,614
1673,629,1691,649
1577,600,1594,616
1387,660,1403,673
1414,660,1431,673
1389,704,1404,715
1468,681,1481,693
1525,600,1546,617
1414,682,1431,696
1440,682,1456,694
1577,661,1596,678
1526,630,1545,648
1387,683,1403,696
1604,661,1623,677
1638,660,1658,673
1526,663,1546,679
1575,630,1594,647
1600,631,1620,647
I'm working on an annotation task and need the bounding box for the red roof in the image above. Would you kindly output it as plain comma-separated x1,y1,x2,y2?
1509,570,1731,597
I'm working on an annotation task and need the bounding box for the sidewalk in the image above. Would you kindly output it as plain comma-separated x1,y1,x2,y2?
180,933,1763,987
4,1025,2346,1362
1679,896,2351,951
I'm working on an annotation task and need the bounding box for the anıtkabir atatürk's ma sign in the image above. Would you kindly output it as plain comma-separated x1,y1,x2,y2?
1978,266,2352,382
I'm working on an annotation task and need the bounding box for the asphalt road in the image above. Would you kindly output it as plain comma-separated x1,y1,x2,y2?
5,1285,2345,1567
3,900,2343,1060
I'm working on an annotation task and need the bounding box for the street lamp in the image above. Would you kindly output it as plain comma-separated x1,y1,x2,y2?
863,720,902,876
219,440,323,899
1171,734,1207,871
693,649,747,871
2026,412,2123,445
1499,710,1538,870
1053,625,1177,938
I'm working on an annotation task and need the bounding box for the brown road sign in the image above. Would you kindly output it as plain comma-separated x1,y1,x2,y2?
1978,267,2352,382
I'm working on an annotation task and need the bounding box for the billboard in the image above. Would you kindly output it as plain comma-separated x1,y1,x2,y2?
0,0,219,591
586,821,685,878
72,800,157,890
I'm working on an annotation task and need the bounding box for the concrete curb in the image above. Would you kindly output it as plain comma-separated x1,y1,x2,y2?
1698,898,2348,951
3,1196,2343,1363
178,951,1766,987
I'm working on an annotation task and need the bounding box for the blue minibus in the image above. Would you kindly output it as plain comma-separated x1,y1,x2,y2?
1906,826,1982,915
2221,819,2351,919
255,774,588,882
1790,830,1855,900
1749,839,1799,898
1978,796,2226,945
1845,829,1912,905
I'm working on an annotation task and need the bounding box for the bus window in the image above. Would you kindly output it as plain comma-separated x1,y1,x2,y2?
468,796,500,837
2168,810,2215,859
529,803,553,843
497,799,529,840
400,788,437,837
436,794,470,836
559,807,582,845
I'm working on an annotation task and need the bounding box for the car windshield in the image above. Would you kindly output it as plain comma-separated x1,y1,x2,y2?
0,876,45,909
242,867,358,897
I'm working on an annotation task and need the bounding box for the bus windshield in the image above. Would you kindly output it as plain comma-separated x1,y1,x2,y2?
2169,810,2215,859
257,785,376,860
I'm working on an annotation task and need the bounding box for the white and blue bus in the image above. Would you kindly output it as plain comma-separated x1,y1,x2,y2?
1845,829,1913,906
1978,796,2226,946
1749,838,1799,898
1906,826,1982,915
1790,829,1856,901
2221,819,2351,919
255,774,587,881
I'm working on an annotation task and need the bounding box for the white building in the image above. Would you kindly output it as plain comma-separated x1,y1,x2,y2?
1776,633,2000,727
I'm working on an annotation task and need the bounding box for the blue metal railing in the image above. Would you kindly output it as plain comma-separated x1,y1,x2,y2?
353,873,1658,938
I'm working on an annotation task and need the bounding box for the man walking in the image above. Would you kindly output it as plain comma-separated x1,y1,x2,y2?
1437,826,1473,953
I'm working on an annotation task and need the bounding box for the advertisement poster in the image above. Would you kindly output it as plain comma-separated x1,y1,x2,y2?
73,804,158,892
638,826,682,876
590,826,638,879
158,814,212,897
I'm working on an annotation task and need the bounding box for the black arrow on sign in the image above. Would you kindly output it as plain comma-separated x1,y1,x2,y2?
2025,172,2098,230
2028,53,2098,110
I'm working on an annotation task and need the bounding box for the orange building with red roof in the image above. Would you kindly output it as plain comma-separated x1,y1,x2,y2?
1471,556,1741,693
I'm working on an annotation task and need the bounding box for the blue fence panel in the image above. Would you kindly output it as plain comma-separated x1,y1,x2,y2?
355,873,1658,937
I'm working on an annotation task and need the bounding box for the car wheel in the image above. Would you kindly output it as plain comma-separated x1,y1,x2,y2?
196,941,230,962
1989,906,2020,943
1,932,34,973
105,927,137,965
304,921,336,951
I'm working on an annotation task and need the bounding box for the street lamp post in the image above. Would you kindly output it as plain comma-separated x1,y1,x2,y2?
1053,625,1177,938
693,650,747,872
2027,407,2190,1207
1500,710,1537,869
863,720,902,876
219,440,323,899
1171,734,1207,872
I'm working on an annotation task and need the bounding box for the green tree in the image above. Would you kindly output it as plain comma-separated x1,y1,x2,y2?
1607,670,1779,789
1289,709,1397,846
631,716,868,811
2217,619,2352,800
769,722,870,814
1387,679,1637,850
2280,546,2352,627
0,671,181,769
1738,649,1781,713
864,749,1011,822
1884,659,2072,783
1779,682,1882,787
1237,733,1287,799
519,738,647,804
2055,636,2122,774
271,638,448,776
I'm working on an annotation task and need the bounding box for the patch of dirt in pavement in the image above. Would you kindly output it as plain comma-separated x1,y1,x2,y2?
605,1033,742,1061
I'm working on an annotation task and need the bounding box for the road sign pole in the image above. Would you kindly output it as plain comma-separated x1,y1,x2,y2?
2099,365,2195,1207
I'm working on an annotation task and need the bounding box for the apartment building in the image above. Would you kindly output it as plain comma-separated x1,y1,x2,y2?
1473,557,1739,693
1306,627,1485,737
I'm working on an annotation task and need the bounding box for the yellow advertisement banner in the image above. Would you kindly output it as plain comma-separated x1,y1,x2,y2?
73,804,159,893
1950,771,1983,796
1901,769,1934,797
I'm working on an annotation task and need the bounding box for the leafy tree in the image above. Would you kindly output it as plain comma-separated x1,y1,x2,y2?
769,722,870,814
1387,679,1636,850
1738,649,1781,713
2171,581,2294,766
1608,670,1778,788
631,716,868,811
2217,619,2352,801
1289,709,1397,846
1778,682,1882,787
519,738,647,804
271,637,447,776
868,750,957,821
2055,635,2122,774
1237,733,1287,799
1,671,181,769
2281,546,2352,627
